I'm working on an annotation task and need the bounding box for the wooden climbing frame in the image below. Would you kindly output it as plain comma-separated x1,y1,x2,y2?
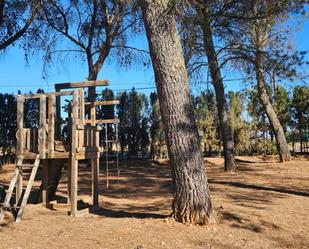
1,80,120,222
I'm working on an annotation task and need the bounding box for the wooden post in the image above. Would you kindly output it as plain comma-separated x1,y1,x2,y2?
42,160,49,205
55,86,61,140
92,127,99,206
16,172,23,206
48,94,55,158
39,95,47,159
70,91,79,216
16,95,24,205
79,89,85,148
25,129,30,150
67,159,71,205
91,156,99,206
105,124,109,188
16,95,24,156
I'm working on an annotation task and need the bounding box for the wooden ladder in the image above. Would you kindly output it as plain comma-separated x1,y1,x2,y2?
0,154,40,223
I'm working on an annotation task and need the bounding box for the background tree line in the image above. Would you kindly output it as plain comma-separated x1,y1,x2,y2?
1,84,307,165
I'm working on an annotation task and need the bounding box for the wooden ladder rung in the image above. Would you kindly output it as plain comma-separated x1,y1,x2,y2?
2,205,21,210
0,154,40,223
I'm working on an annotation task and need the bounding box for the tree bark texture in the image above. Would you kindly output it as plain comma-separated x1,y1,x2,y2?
140,0,213,225
198,5,236,172
255,50,290,162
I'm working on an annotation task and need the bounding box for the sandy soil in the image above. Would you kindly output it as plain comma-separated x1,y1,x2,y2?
0,156,309,249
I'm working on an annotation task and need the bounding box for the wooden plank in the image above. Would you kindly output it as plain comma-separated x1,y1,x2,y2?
55,95,61,140
84,100,119,106
79,89,84,148
96,130,100,147
42,160,49,205
92,128,96,147
85,118,120,124
48,95,55,158
67,158,71,205
70,92,79,217
76,147,100,153
23,129,31,151
70,158,78,217
16,171,23,206
31,128,38,152
55,80,109,90
23,90,75,99
92,154,99,206
15,157,24,210
76,152,100,160
16,95,24,156
39,95,47,159
46,203,71,210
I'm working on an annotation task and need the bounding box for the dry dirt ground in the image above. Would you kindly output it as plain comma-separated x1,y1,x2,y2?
0,156,309,249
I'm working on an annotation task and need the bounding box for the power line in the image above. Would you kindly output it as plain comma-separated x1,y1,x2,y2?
0,78,246,89
112,87,157,92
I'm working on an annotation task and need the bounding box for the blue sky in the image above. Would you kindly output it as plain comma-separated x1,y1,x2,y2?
0,16,308,96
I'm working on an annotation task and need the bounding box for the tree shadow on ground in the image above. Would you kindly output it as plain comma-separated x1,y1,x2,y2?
209,180,309,198
90,206,169,219
220,211,263,233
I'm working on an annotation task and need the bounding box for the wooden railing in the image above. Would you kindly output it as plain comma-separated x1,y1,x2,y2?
16,88,103,159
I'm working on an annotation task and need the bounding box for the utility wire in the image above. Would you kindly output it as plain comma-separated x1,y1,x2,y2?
0,78,246,89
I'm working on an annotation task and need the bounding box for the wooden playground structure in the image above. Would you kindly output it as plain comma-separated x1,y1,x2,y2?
0,80,120,222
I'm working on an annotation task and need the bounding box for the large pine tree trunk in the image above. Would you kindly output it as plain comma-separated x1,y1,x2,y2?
140,0,213,225
198,5,236,172
87,68,99,103
255,50,290,162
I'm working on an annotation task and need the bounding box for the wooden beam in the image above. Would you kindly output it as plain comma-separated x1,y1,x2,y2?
70,92,79,217
79,89,85,148
25,129,31,150
84,100,119,106
55,80,109,90
48,94,55,158
55,94,61,140
91,156,99,206
46,203,71,209
39,95,47,159
23,90,75,99
16,95,24,156
42,160,49,205
16,169,23,206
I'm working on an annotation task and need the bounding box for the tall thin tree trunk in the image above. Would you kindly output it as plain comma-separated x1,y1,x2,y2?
198,5,236,172
255,50,290,162
140,0,213,225
88,67,99,108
